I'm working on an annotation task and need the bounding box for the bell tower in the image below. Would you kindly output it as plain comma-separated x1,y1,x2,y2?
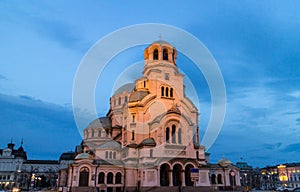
142,40,184,101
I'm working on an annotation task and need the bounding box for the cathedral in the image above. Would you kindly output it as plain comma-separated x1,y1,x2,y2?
62,40,241,192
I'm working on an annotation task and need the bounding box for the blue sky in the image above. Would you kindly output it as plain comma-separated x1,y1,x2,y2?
1,1,300,167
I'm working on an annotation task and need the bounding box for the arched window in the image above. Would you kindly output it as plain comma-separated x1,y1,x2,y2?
114,99,116,106
170,88,173,97
132,130,135,140
196,151,199,160
163,49,168,60
153,49,158,60
79,167,89,186
107,172,113,184
113,152,116,159
178,128,182,144
98,130,101,137
172,50,175,62
166,87,169,97
166,127,170,143
105,151,108,159
86,130,89,138
98,172,105,184
171,125,176,143
115,172,122,184
109,151,112,159
217,174,223,184
125,96,128,103
91,129,94,138
211,174,216,184
118,97,121,105
143,81,146,88
161,86,164,97
150,149,153,157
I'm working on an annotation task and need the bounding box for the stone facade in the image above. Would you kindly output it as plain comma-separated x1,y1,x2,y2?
63,40,241,192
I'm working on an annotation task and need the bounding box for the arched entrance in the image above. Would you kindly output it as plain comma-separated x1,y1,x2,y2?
172,164,182,186
79,167,89,186
160,163,170,186
229,171,236,186
185,164,194,186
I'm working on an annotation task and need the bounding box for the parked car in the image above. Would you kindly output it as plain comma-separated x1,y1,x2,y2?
284,186,295,192
293,187,300,192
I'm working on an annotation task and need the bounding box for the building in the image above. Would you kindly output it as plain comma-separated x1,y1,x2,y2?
0,142,26,190
235,162,261,190
63,40,241,192
0,141,74,191
260,163,300,189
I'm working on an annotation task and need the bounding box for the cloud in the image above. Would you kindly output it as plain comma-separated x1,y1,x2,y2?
0,93,81,160
31,17,89,51
288,91,300,98
2,2,90,52
0,74,7,80
281,143,300,153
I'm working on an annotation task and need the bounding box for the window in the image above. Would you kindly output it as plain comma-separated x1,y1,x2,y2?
107,172,113,184
109,151,112,159
150,149,153,157
166,87,169,97
166,127,170,143
105,151,108,159
125,96,128,103
161,86,164,97
153,49,158,60
163,49,168,60
165,73,169,80
217,174,222,184
132,130,135,140
118,97,121,105
98,130,101,137
172,50,175,62
211,174,216,184
115,172,122,184
98,172,105,184
196,151,199,160
178,128,182,144
161,86,173,98
91,130,94,138
114,99,116,106
171,125,176,143
113,152,116,159
132,115,135,123
143,81,146,88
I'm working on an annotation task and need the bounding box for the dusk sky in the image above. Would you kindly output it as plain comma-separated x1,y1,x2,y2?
1,1,300,167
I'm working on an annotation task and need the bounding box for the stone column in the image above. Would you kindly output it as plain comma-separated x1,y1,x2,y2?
169,170,173,186
182,170,185,187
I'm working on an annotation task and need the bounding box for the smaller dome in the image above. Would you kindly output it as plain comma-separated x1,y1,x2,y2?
114,83,135,95
217,157,232,166
129,90,149,102
59,152,75,161
126,143,138,148
98,140,121,149
139,138,156,147
87,117,111,129
75,153,92,160
151,40,173,46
